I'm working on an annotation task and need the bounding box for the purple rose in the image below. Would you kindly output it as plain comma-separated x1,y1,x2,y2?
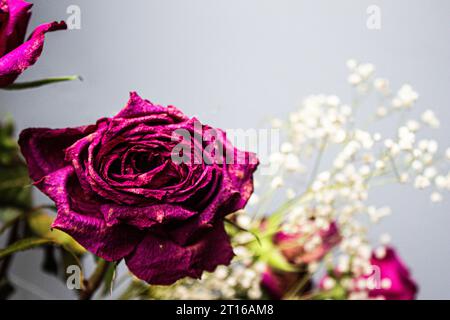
0,0,66,87
19,92,258,285
366,247,418,300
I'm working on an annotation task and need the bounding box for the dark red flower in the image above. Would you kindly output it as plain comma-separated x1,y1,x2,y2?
19,92,258,284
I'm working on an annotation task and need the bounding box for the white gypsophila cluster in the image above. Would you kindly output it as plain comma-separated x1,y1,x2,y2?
256,60,449,292
160,60,449,300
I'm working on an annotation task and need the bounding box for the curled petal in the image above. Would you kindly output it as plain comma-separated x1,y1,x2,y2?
0,20,66,87
38,166,142,261
219,128,259,213
125,222,234,285
115,92,188,122
19,125,96,182
0,0,32,57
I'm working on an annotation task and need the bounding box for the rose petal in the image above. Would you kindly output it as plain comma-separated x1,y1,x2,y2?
221,130,259,212
115,92,188,122
40,166,142,261
0,0,32,57
125,222,234,285
0,20,66,87
101,203,197,229
19,125,96,182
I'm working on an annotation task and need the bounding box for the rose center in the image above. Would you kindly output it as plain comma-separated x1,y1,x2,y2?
0,1,8,31
132,153,163,173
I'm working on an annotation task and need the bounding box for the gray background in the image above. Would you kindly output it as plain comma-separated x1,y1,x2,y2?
1,0,449,299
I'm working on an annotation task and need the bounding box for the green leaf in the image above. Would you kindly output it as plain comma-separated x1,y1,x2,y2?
225,219,261,246
0,207,21,223
0,209,21,235
0,114,19,166
0,114,14,137
27,211,86,255
249,236,297,272
0,237,54,260
2,75,81,90
101,262,117,297
266,249,297,272
0,165,32,209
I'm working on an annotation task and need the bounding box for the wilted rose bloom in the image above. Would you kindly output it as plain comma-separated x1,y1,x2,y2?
364,247,418,300
19,92,258,285
0,0,66,87
261,222,340,299
261,267,311,300
274,222,341,265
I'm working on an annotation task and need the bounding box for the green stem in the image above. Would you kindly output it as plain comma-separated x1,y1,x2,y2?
79,259,111,300
2,75,81,90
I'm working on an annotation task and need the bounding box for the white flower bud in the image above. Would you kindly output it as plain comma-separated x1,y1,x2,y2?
346,59,358,70
322,277,336,290
431,192,443,203
270,118,283,129
376,106,388,117
348,73,362,85
421,110,440,128
374,78,389,93
271,176,284,189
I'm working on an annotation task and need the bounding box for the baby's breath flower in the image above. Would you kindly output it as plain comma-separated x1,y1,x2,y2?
374,78,389,94
271,176,284,189
430,192,443,203
346,59,358,70
393,85,418,108
414,175,431,189
421,110,440,128
379,233,391,245
376,106,388,117
270,118,283,129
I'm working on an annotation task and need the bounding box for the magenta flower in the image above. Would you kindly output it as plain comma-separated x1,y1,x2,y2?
19,92,258,285
0,0,66,87
366,247,418,300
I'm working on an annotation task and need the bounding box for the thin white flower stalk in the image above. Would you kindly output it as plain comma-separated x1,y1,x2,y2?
148,60,449,300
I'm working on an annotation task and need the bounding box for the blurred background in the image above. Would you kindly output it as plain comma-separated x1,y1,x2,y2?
0,0,449,299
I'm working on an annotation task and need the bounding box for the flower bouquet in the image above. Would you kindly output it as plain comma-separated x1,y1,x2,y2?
1,0,449,301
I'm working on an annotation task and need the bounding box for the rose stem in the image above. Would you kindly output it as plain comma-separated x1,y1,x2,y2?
79,259,111,300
